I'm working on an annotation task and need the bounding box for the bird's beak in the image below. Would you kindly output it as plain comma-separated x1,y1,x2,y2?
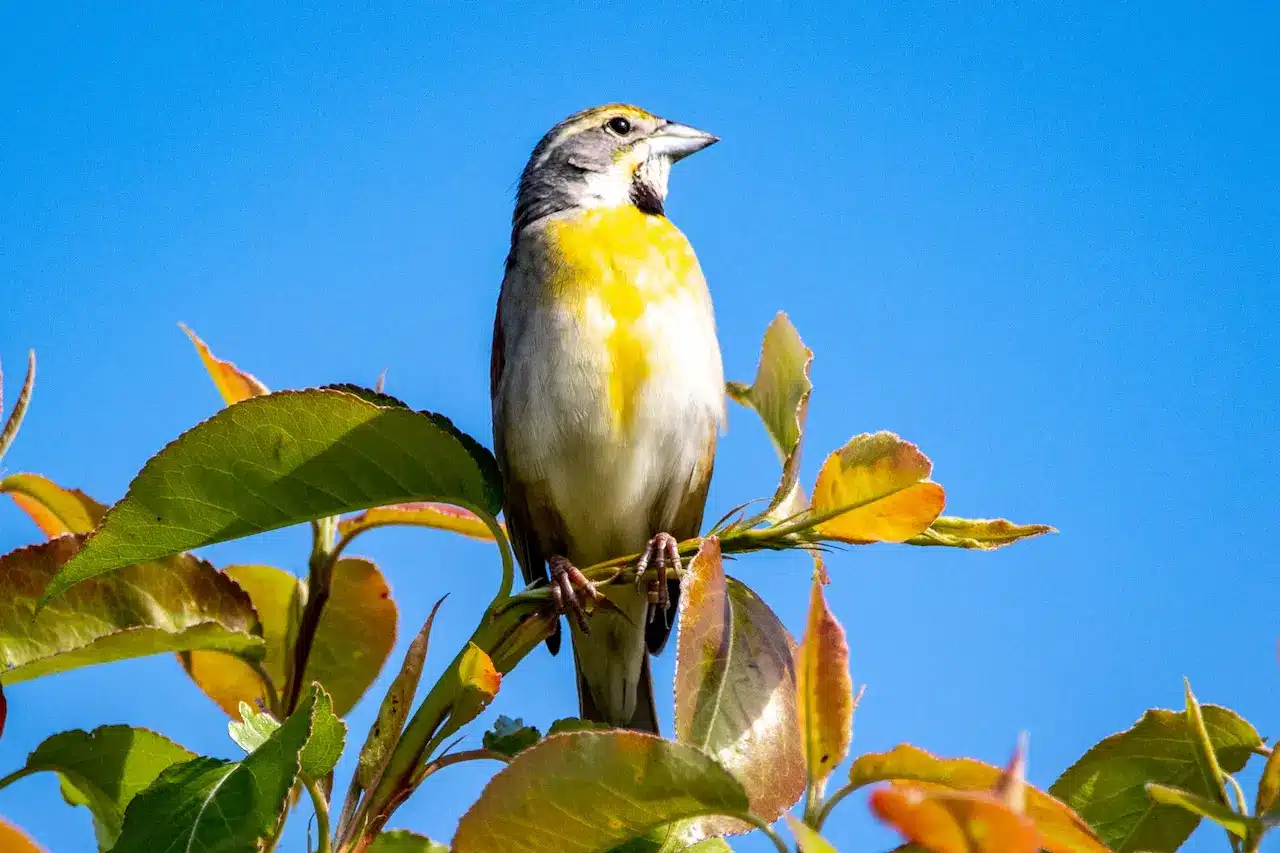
647,121,719,161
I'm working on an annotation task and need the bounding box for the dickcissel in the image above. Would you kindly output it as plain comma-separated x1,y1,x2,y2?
491,104,723,731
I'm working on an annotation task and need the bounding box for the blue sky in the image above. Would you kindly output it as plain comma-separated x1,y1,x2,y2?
1,3,1277,851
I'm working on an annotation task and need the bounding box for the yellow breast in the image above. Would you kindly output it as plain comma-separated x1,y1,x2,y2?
544,206,705,433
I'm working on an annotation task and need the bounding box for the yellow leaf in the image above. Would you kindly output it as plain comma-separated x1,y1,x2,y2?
907,516,1056,550
811,432,945,543
0,817,48,853
786,815,840,852
180,324,269,406
1,473,106,537
797,567,854,787
338,502,499,542
870,784,1040,853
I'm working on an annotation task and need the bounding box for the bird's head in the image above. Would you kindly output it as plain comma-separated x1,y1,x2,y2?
513,103,718,235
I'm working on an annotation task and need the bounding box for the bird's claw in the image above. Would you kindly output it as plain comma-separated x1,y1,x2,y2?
549,555,600,634
636,532,681,619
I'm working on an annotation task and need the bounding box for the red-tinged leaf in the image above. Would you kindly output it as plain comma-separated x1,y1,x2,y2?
1,473,106,538
797,567,853,787
849,745,1107,853
180,324,269,405
870,785,1040,853
0,817,47,853
338,502,499,543
810,432,945,544
674,537,805,839
906,516,1055,550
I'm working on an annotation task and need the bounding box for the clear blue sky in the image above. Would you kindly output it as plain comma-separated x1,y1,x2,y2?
1,4,1276,851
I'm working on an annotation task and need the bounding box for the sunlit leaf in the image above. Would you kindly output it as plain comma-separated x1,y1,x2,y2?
848,744,1106,852
339,502,499,543
679,839,734,852
306,557,398,716
870,784,1040,853
1257,744,1280,816
905,516,1055,550
180,324,269,405
546,717,613,737
111,683,328,853
810,432,945,544
1144,783,1258,840
1049,704,1262,852
437,643,502,743
451,731,750,853
298,685,345,780
786,815,839,852
369,829,450,852
797,569,853,787
47,387,502,599
0,351,35,466
0,726,194,849
0,537,263,684
483,716,541,758
228,702,280,753
0,817,47,853
1,473,106,537
674,537,804,838
726,313,813,517
182,563,301,718
355,600,441,791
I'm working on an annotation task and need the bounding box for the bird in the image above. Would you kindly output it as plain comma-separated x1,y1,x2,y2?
490,104,724,732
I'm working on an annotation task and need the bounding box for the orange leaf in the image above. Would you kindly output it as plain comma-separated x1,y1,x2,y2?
337,502,498,542
811,432,945,543
180,324,269,406
870,785,1040,853
1,473,106,537
0,818,48,853
797,565,854,786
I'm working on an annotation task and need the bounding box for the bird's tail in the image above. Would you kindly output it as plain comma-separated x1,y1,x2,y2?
575,652,660,734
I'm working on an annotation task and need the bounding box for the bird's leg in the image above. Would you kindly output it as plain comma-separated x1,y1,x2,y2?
635,532,681,618
549,555,600,634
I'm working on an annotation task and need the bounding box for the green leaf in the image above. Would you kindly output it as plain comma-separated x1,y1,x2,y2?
546,718,613,736
298,685,345,780
451,731,750,853
905,516,1055,550
674,537,805,839
368,829,450,851
1256,744,1280,816
111,683,327,852
0,725,194,849
726,312,813,518
228,702,280,753
46,387,501,599
786,815,839,852
1144,783,1259,840
483,716,541,758
0,536,264,684
679,841,733,852
1049,704,1262,852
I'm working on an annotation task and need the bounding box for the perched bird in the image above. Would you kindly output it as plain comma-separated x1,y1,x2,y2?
491,104,724,732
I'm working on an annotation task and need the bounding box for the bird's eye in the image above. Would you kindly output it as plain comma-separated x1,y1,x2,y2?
606,116,632,135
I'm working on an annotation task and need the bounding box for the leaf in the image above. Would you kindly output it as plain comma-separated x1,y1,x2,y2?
355,599,441,791
547,717,613,737
0,817,47,853
437,643,502,743
180,323,270,405
848,744,1106,852
228,703,280,753
111,683,326,853
451,731,751,853
304,557,398,715
46,387,502,599
680,841,734,852
810,432,946,544
1182,678,1230,811
870,784,1040,853
786,815,840,852
726,313,813,516
483,716,541,757
369,829,450,852
674,537,805,838
339,502,499,543
298,685,346,780
0,725,194,848
1144,783,1258,840
0,536,263,684
0,351,35,466
1049,704,1262,852
1,473,107,537
1256,744,1280,816
182,563,302,717
797,569,854,787
905,516,1055,550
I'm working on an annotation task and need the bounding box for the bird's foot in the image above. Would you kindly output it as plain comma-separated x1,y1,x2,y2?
635,532,681,618
549,555,601,634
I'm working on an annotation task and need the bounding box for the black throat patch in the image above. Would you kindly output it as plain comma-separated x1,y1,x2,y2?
630,178,665,216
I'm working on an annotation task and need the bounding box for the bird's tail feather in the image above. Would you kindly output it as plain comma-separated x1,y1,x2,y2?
576,653,660,734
